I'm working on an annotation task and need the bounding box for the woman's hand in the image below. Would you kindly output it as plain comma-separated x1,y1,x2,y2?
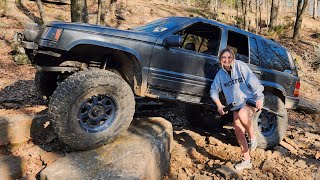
256,99,263,110
217,105,226,115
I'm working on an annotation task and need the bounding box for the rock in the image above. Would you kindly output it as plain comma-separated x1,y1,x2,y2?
40,117,173,180
262,160,274,171
274,146,289,156
40,152,64,165
207,159,214,167
284,137,299,149
266,150,272,160
272,150,282,158
267,172,274,179
285,157,294,164
225,161,233,168
253,148,265,158
208,136,223,146
280,141,297,155
0,114,47,146
183,167,193,177
0,155,22,179
305,132,319,141
187,147,206,163
13,54,31,65
193,174,212,180
315,151,320,160
216,165,239,179
196,164,205,170
313,113,320,124
294,159,307,169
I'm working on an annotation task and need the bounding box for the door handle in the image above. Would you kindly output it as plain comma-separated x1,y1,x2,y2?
253,70,262,75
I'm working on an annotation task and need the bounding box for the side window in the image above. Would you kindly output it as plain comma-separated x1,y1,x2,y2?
227,31,249,63
260,40,291,72
249,37,260,66
176,22,221,56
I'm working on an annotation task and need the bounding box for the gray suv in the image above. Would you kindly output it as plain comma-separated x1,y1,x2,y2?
15,16,300,150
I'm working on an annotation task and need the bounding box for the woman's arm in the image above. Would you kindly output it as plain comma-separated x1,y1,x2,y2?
210,72,226,115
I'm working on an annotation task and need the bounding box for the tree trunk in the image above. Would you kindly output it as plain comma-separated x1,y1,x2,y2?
255,0,259,33
266,0,269,27
186,0,191,7
71,0,88,23
293,0,309,41
259,0,262,33
97,0,101,24
210,0,214,12
215,0,218,15
269,0,279,31
242,0,249,30
110,0,116,24
313,0,318,18
97,0,107,25
36,0,46,24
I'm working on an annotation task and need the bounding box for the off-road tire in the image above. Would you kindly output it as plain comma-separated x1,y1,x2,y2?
253,94,288,149
35,71,58,99
48,70,135,150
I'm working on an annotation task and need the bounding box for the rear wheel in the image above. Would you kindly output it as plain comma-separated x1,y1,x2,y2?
253,94,288,149
48,70,135,150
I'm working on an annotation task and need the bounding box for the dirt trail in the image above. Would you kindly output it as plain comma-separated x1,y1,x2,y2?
0,0,319,179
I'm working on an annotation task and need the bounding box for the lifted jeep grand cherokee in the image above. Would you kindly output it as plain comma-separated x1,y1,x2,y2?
16,17,300,150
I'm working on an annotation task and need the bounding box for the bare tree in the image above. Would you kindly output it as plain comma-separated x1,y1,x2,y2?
71,0,89,23
110,0,116,24
186,0,191,7
293,0,309,41
255,0,259,33
241,0,249,30
313,0,318,19
36,0,46,24
269,0,279,31
97,0,108,25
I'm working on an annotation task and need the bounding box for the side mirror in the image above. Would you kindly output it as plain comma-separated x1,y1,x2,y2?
163,35,182,48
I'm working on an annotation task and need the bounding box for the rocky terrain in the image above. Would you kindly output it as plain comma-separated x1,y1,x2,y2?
0,0,319,179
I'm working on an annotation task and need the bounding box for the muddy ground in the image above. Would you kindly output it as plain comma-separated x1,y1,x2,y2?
0,0,320,179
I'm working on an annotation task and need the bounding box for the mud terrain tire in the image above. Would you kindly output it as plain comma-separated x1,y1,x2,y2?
48,70,135,150
35,71,58,99
253,94,288,149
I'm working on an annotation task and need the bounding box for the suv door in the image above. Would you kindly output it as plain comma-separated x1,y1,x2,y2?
147,22,222,103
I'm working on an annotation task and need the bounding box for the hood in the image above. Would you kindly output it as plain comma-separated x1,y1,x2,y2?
48,21,158,43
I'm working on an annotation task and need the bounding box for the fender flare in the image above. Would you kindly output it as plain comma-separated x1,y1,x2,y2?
261,80,286,97
65,39,144,63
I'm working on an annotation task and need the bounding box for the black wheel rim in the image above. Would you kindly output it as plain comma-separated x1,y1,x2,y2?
257,110,277,137
78,95,117,133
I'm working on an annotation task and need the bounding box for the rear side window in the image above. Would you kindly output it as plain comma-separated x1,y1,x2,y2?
227,31,249,63
260,40,291,72
249,37,260,66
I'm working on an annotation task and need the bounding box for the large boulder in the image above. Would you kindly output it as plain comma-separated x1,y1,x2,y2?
0,114,47,146
40,117,173,180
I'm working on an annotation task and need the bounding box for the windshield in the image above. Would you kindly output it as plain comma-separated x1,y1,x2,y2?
132,18,177,33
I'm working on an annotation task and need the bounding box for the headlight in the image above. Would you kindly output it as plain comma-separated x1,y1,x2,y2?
44,27,63,41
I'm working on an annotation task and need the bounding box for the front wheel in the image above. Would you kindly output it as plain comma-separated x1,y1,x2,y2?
253,94,288,149
48,70,135,150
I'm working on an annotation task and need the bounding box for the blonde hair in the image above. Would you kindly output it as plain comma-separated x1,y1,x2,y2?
218,48,235,66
